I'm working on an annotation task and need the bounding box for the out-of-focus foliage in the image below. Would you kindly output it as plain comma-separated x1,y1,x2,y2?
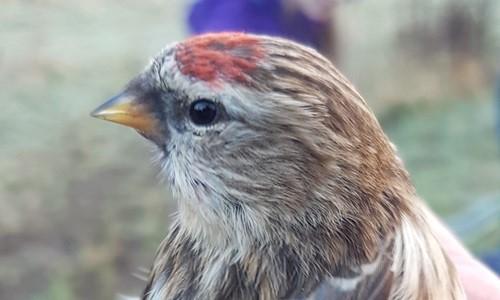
0,0,498,299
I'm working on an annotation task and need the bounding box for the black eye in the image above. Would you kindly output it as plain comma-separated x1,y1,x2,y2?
189,99,218,126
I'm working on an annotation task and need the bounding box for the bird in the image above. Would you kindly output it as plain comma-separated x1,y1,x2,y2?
91,32,465,299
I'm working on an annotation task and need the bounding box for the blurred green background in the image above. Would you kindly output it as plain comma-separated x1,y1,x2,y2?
0,0,499,299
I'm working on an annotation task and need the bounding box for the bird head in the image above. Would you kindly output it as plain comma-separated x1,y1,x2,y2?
92,33,413,253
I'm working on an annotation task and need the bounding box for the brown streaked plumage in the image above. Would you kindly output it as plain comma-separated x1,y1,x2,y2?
92,33,465,299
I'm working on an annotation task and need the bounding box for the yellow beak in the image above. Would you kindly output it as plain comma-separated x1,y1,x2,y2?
91,93,160,138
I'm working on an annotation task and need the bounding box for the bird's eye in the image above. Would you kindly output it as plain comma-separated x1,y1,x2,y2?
189,99,218,126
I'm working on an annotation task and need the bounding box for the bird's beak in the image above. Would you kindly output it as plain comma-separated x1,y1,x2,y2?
91,92,162,141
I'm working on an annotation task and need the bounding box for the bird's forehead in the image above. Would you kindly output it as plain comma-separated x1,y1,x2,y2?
174,33,265,86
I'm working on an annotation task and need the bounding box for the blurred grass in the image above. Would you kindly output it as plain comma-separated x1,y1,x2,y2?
0,1,186,299
382,97,500,215
381,98,500,252
0,0,499,299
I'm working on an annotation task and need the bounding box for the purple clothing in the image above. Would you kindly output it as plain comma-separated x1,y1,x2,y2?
188,0,328,50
